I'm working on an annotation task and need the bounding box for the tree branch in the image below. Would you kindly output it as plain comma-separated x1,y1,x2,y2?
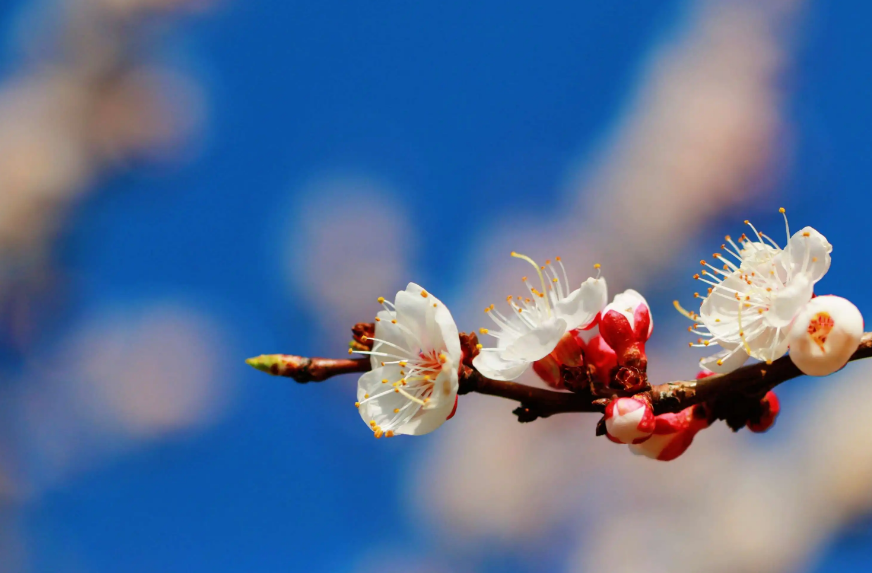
647,332,872,415
245,354,369,383
246,333,872,424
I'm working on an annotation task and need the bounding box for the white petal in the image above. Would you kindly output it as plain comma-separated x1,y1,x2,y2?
397,369,458,435
395,283,462,363
745,325,789,363
788,295,864,376
371,309,405,369
767,273,814,328
472,348,531,381
395,286,433,349
357,365,412,427
502,317,568,362
786,226,832,283
554,277,607,330
576,323,599,345
605,404,650,444
423,286,462,362
699,343,749,374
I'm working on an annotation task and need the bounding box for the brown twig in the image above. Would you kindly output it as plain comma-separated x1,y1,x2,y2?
246,333,872,424
245,354,369,383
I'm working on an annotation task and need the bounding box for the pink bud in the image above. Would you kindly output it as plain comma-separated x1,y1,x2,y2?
746,391,779,433
600,290,652,351
629,407,709,461
787,295,864,376
599,290,652,372
604,397,655,444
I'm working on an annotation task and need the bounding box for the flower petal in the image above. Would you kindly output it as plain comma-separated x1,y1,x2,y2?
502,317,568,362
357,365,414,428
699,343,748,374
745,325,789,363
699,274,753,343
767,272,813,328
395,285,433,349
472,348,531,381
395,283,462,363
554,277,608,330
371,309,405,369
786,226,832,283
396,369,458,435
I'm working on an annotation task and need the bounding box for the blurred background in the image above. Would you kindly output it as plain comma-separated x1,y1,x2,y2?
0,0,869,571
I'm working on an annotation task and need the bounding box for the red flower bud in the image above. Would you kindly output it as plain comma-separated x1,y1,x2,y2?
604,397,655,444
746,391,779,433
629,406,709,461
599,290,652,370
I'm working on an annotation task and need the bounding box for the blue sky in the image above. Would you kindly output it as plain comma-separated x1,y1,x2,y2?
2,0,872,571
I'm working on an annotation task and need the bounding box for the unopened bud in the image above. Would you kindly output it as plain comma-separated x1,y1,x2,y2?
599,290,652,370
629,406,709,461
788,295,864,376
604,397,655,444
746,391,780,433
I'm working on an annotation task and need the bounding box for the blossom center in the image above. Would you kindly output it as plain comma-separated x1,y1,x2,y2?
807,311,834,352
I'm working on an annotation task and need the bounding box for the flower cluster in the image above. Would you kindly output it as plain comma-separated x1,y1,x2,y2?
471,252,653,393
336,210,865,462
678,209,863,378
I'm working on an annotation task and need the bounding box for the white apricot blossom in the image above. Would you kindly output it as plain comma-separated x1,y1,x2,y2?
353,283,461,437
787,295,864,376
472,253,607,381
679,209,832,372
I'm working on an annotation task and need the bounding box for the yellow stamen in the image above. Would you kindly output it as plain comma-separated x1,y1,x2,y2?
511,251,552,315
673,300,696,320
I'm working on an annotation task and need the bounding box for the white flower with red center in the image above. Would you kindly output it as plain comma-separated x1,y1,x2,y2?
472,253,607,381
604,397,655,444
352,283,461,438
787,295,864,377
678,209,832,372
